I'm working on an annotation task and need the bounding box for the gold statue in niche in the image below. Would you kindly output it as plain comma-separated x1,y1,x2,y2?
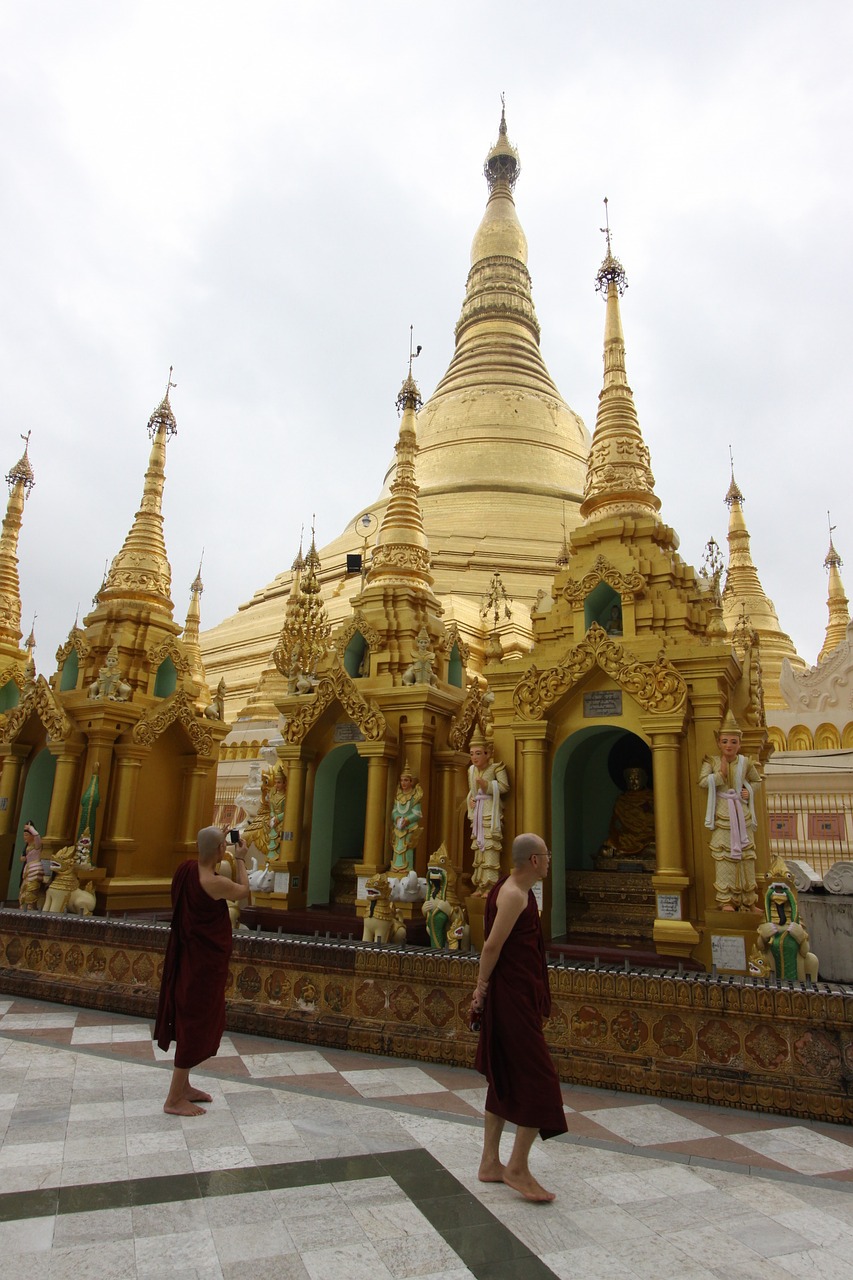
597,766,656,869
243,763,287,864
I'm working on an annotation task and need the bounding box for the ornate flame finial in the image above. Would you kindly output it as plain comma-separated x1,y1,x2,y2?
291,525,305,574
191,550,204,597
6,432,35,497
397,326,423,413
147,366,178,440
595,198,627,297
701,536,724,592
825,511,842,570
25,614,36,654
725,448,744,506
483,95,520,192
273,516,331,684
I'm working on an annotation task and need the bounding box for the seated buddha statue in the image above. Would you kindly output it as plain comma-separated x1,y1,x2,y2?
596,767,656,870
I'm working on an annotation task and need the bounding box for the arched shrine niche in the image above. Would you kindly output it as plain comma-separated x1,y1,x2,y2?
584,581,623,637
343,631,370,678
5,745,56,899
550,726,652,936
447,643,463,688
59,650,79,692
153,657,178,698
307,744,368,905
0,679,20,712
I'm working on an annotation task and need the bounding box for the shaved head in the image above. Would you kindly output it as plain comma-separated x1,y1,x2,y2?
512,833,546,867
197,826,224,864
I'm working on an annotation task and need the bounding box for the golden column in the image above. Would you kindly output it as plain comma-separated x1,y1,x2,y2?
517,724,550,836
432,748,468,866
644,713,700,958
101,744,148,877
356,745,393,877
43,739,86,853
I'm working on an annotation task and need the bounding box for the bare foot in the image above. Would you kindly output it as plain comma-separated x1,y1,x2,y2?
502,1168,556,1203
185,1088,213,1103
164,1099,206,1116
478,1159,506,1183
721,903,735,912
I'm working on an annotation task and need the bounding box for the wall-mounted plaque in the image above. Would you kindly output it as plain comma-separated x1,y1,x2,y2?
656,893,682,920
583,690,623,718
334,723,364,743
711,934,747,973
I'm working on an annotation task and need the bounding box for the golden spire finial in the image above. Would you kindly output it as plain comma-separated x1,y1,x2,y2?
397,326,423,413
483,96,520,192
0,434,37,656
191,550,204,597
25,614,36,654
825,511,842,570
595,198,628,297
367,359,434,594
582,216,659,523
6,431,35,496
97,381,176,616
819,513,850,662
725,448,744,506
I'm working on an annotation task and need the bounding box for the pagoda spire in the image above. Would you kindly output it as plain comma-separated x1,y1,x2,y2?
96,372,176,617
0,433,35,658
721,460,804,706
365,361,435,595
818,516,850,663
273,521,331,683
182,554,210,700
580,203,660,523
422,102,576,416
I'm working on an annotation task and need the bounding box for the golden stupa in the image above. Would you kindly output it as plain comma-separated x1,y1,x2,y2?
201,107,590,714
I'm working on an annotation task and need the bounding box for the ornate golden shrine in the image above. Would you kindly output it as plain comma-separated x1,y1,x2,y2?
0,383,228,911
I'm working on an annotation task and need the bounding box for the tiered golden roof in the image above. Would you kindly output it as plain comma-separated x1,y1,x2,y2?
580,220,660,523
94,376,177,619
721,464,804,707
818,523,850,663
0,434,35,660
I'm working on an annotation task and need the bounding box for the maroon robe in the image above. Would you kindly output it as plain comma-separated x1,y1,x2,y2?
475,876,567,1140
154,861,232,1069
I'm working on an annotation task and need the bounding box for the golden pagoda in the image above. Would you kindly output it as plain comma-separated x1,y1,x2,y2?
479,223,771,970
0,434,36,703
253,364,478,919
0,378,229,910
817,521,850,663
721,463,805,706
201,105,591,715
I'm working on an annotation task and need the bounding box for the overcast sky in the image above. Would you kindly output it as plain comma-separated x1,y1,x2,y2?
1,1,850,675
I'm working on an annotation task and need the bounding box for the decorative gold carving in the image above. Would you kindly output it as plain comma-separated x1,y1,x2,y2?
0,662,26,692
513,623,687,720
132,689,213,755
560,555,645,604
282,668,386,745
332,613,383,658
369,545,432,574
448,682,494,751
0,675,73,744
443,621,470,665
54,628,91,669
145,636,193,676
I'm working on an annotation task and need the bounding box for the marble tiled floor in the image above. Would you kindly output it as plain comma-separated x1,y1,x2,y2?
2,997,853,1279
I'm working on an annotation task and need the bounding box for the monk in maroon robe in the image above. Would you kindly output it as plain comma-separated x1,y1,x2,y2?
472,832,566,1201
155,826,250,1116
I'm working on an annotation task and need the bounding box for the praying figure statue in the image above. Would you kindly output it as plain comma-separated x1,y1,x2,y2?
388,766,423,877
243,763,287,864
699,710,762,912
466,727,510,896
597,766,656,869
